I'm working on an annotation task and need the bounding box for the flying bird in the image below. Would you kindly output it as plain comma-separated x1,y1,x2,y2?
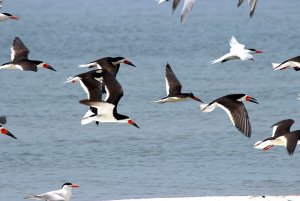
157,0,196,23
210,36,263,64
272,56,300,71
79,69,139,128
0,116,16,139
0,37,55,72
0,1,20,22
254,119,300,156
24,183,79,201
200,94,258,138
237,0,258,18
155,63,202,104
66,70,103,125
78,56,135,77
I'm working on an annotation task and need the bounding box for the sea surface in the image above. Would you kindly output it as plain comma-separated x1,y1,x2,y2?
1,0,300,200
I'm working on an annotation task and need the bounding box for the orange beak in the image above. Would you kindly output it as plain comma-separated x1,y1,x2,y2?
71,184,79,188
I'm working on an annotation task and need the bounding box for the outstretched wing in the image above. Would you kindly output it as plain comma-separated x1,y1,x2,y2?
11,37,30,61
165,63,182,96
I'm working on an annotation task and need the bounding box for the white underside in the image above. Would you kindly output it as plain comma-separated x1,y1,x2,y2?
0,64,23,70
155,97,191,104
272,61,300,70
254,137,300,149
108,195,300,201
81,114,128,125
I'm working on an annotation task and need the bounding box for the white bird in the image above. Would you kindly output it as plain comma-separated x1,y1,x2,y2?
272,56,300,71
0,1,20,22
157,0,196,23
24,183,79,201
237,0,258,18
210,36,263,64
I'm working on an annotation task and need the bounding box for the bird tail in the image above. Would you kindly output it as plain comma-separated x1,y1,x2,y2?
81,110,97,125
272,63,281,70
209,58,221,64
24,195,43,200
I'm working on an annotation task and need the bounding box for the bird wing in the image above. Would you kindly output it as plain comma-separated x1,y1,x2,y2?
101,69,123,106
248,0,257,17
237,0,244,7
229,36,245,53
271,119,294,138
210,53,239,64
80,100,115,115
25,191,65,201
236,52,253,61
11,37,30,61
180,0,195,23
0,116,7,124
172,0,181,13
96,58,119,77
277,56,300,69
280,131,300,156
77,70,103,100
216,98,251,138
165,63,182,96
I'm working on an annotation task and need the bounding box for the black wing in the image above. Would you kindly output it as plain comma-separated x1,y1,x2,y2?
271,119,294,138
0,116,7,124
165,63,182,96
102,69,123,107
11,37,30,61
284,131,300,156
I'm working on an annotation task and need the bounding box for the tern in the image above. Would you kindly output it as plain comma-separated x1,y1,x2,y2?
210,36,263,64
0,37,55,72
237,0,258,18
157,0,196,23
0,1,19,22
254,119,300,156
24,183,79,201
155,63,202,104
200,94,258,138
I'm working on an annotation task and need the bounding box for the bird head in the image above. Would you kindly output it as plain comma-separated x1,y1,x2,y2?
62,183,80,189
112,57,136,67
37,62,56,71
2,13,19,20
0,125,17,139
128,119,140,129
245,95,259,104
190,93,203,103
247,48,263,54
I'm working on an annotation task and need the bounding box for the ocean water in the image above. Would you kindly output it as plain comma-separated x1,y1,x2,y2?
1,0,300,200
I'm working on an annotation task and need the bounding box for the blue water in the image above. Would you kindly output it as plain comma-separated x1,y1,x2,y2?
1,0,300,200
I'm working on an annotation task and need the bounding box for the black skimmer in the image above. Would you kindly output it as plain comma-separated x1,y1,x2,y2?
0,116,17,139
0,37,55,72
238,0,258,18
155,63,202,104
0,12,19,22
78,56,135,77
272,56,300,71
254,119,300,156
79,69,139,129
66,70,103,125
200,94,258,138
24,182,79,201
210,36,263,64
157,0,196,23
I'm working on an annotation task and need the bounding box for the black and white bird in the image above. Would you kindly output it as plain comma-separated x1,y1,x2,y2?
0,37,55,72
254,119,300,156
157,0,196,23
66,70,103,125
24,183,79,201
155,63,202,104
78,56,135,77
0,116,16,139
200,94,258,138
0,1,20,22
79,69,139,128
272,56,300,71
210,36,263,64
237,0,258,17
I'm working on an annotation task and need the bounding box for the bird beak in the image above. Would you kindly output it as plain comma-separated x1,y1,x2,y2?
246,96,259,104
128,120,140,129
10,16,19,20
1,128,17,139
71,184,79,188
47,66,56,71
193,96,203,103
255,50,263,53
124,60,136,67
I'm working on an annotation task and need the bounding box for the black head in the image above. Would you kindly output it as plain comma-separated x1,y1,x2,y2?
247,48,263,54
62,183,72,188
110,57,125,62
2,13,12,16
